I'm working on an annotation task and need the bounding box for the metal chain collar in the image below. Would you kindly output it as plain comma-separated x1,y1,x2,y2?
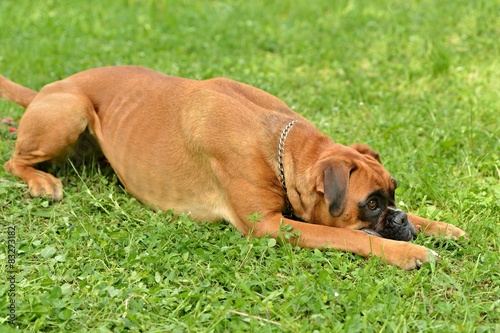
278,120,298,215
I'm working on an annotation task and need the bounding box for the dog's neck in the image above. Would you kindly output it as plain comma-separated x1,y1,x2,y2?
278,120,298,217
276,120,335,222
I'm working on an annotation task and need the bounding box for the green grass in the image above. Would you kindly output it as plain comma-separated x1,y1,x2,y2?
0,0,499,332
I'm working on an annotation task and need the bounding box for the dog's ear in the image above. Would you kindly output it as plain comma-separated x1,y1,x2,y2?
350,143,382,164
316,160,354,217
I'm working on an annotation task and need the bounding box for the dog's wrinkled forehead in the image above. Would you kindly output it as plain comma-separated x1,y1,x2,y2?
350,155,398,207
356,158,395,188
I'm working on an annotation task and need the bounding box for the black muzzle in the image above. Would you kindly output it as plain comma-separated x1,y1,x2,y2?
363,207,417,241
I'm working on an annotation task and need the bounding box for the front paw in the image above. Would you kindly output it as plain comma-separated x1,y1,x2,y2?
425,222,468,239
407,214,468,240
383,242,439,270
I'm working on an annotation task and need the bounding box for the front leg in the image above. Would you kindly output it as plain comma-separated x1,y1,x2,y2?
251,213,438,270
407,213,468,239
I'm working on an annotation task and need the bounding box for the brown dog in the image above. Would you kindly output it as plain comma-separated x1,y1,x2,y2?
1,66,467,270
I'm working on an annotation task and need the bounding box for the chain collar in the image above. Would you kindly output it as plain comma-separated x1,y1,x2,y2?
278,120,298,216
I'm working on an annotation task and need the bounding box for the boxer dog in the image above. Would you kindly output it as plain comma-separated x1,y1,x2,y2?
0,66,467,270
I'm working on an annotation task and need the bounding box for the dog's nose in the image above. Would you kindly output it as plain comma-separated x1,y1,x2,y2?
393,210,408,224
378,207,417,241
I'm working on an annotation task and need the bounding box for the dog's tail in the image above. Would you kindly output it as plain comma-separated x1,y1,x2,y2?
0,74,37,108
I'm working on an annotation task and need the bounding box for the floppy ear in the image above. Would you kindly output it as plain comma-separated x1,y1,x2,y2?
316,161,354,217
350,143,382,164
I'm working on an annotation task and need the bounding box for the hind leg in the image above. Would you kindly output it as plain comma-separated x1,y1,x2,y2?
4,92,94,200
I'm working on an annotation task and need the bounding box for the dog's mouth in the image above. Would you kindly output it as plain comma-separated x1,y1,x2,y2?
362,207,417,241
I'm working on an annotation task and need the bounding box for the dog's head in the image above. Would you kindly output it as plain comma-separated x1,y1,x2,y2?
309,143,416,241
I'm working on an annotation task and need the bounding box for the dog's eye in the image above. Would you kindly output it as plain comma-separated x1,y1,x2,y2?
367,199,378,210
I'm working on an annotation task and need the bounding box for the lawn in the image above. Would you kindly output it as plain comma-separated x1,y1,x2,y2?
0,0,498,332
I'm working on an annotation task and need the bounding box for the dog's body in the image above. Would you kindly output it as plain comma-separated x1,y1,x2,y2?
1,66,466,269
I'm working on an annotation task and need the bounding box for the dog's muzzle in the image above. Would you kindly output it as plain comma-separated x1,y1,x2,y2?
363,207,417,241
